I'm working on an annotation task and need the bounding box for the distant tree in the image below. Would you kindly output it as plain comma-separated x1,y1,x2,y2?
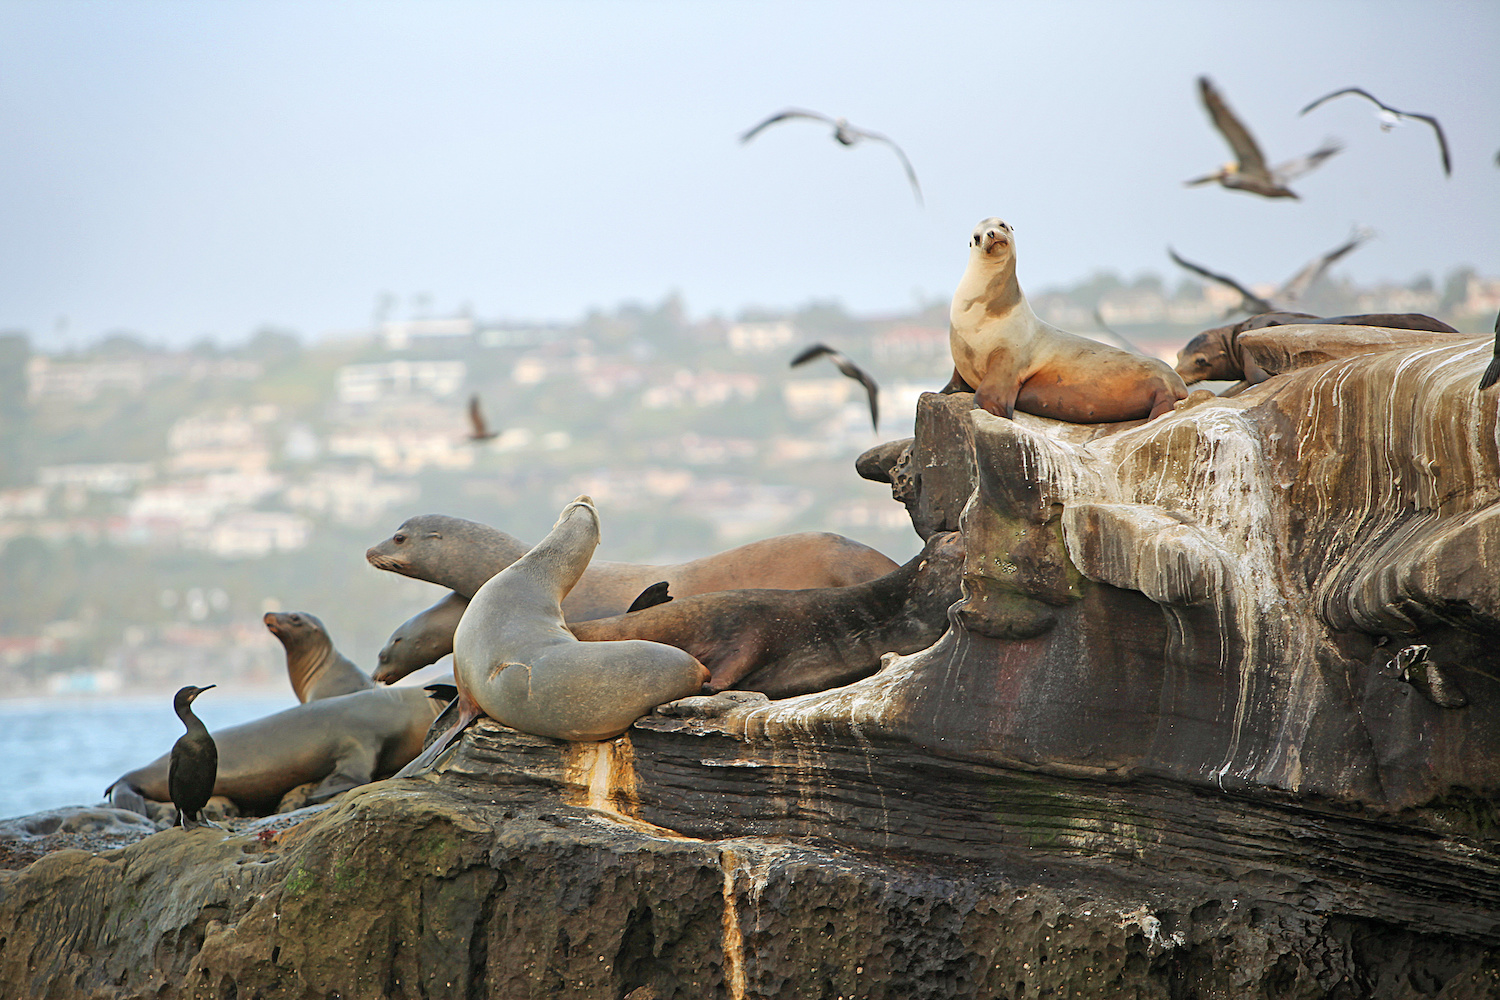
1440,267,1476,313
242,326,303,361
1407,273,1435,295
94,331,151,356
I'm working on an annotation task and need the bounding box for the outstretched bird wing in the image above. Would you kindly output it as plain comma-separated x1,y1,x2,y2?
739,108,837,143
1276,227,1373,303
791,343,880,430
1169,247,1276,315
1270,139,1343,183
1198,76,1271,178
1300,87,1450,177
840,125,924,205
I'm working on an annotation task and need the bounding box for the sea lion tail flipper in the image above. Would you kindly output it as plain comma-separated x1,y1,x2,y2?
424,683,458,703
106,780,150,818
394,698,485,779
626,581,673,613
939,366,974,395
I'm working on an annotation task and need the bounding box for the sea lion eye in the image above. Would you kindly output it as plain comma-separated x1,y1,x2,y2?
392,532,406,544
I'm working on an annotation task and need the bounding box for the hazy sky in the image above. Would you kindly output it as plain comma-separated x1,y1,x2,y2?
2,1,1497,348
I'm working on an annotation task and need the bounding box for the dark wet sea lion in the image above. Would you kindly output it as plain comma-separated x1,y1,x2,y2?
400,498,709,772
1175,311,1461,387
105,685,453,816
168,685,218,830
366,514,899,621
264,611,375,702
570,530,964,698
946,218,1187,421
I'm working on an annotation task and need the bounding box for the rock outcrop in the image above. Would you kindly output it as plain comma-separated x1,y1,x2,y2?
2,337,1498,997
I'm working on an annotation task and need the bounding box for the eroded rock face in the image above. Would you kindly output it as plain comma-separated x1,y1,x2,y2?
816,340,1500,812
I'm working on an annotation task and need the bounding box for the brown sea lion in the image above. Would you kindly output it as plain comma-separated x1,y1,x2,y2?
945,218,1187,421
400,498,709,772
105,685,454,817
572,530,964,698
264,611,376,702
366,514,899,621
1175,311,1461,388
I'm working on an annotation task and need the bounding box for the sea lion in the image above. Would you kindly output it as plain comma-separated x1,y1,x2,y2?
374,591,467,684
945,218,1188,422
105,685,454,817
400,497,709,773
373,580,678,685
572,530,964,698
1176,311,1462,388
264,611,376,702
366,515,898,621
1478,310,1499,392
375,531,963,698
168,685,218,830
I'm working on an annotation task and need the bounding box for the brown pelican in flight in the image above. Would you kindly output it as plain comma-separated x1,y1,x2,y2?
790,343,880,430
466,394,500,441
741,108,923,206
1185,76,1342,199
1300,87,1451,177
1169,228,1374,316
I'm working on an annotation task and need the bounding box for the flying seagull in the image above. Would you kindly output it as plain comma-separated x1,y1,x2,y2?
741,108,923,206
1185,76,1343,199
466,394,499,441
1300,87,1451,177
790,343,880,430
1169,228,1374,316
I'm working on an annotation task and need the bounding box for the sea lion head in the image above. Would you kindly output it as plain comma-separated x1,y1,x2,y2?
1175,325,1235,383
263,611,330,649
968,217,1015,262
365,514,464,574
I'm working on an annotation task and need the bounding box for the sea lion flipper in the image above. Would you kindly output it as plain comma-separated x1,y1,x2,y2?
106,780,149,818
305,746,378,804
626,582,672,613
939,366,974,394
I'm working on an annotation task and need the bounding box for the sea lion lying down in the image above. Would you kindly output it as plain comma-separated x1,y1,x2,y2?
1174,310,1460,390
105,685,454,817
365,514,899,622
375,531,965,701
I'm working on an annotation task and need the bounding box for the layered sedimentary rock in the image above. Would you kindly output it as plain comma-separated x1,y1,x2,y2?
2,337,1498,997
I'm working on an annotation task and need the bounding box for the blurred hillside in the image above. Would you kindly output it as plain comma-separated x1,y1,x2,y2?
1,266,1495,696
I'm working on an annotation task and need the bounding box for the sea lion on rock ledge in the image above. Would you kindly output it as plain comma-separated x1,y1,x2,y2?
944,217,1188,422
105,685,454,817
366,514,899,621
571,530,965,698
398,497,708,773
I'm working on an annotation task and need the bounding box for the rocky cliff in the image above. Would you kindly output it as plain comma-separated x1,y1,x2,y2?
2,334,1498,998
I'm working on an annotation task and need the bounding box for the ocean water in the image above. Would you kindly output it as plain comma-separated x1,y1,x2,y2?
0,691,299,820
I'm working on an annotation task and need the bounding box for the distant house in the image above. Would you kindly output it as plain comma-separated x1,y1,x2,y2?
727,321,794,355
336,360,467,403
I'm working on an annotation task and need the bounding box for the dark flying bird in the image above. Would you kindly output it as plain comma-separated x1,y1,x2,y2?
1480,311,1500,392
168,684,218,831
1300,87,1451,177
741,108,923,206
790,343,880,431
1169,228,1374,316
1185,76,1343,199
467,394,499,441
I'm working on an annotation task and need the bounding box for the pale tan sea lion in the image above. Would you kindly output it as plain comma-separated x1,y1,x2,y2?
366,515,898,621
105,685,454,817
398,497,709,774
945,218,1188,422
264,611,376,702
